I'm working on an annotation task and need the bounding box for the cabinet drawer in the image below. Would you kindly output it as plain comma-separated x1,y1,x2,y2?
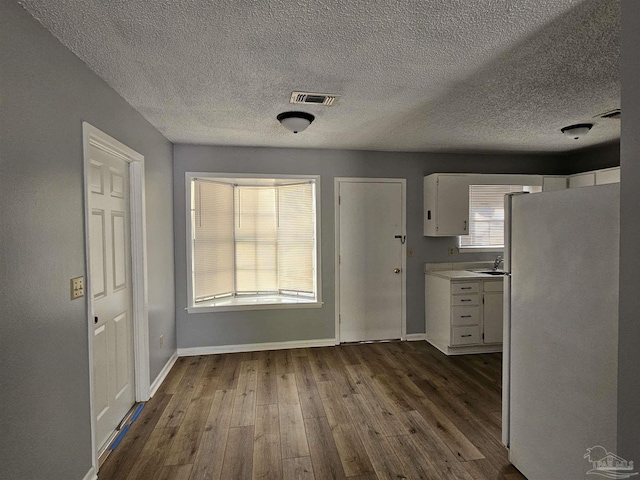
483,281,504,293
451,293,479,306
451,326,480,346
451,306,480,326
451,282,479,294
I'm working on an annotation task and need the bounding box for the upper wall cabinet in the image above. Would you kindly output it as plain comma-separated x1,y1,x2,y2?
569,167,620,188
423,174,469,236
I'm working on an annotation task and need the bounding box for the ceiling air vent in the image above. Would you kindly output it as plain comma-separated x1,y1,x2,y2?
597,108,621,119
290,91,340,106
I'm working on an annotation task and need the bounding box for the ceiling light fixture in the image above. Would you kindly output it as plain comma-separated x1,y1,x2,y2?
561,123,593,140
277,111,315,134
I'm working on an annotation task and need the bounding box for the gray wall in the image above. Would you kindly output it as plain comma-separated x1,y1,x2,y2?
0,1,175,479
618,0,640,461
174,145,568,348
563,141,621,173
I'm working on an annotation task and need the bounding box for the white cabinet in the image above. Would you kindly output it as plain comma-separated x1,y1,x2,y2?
482,281,504,344
542,176,568,191
569,172,596,188
568,167,620,188
423,174,469,236
595,167,620,185
425,274,503,355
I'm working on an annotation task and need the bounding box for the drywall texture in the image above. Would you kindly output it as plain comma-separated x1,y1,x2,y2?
174,144,570,349
20,0,619,153
0,1,175,478
618,0,640,461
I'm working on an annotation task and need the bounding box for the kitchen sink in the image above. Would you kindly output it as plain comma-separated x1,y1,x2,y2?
469,270,507,276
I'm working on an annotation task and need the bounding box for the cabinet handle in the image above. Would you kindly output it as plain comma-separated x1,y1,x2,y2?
461,334,472,337
461,315,472,318
461,299,472,302
464,220,467,231
460,287,472,290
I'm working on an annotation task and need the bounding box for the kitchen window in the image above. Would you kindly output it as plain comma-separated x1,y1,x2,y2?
186,173,321,312
459,184,541,251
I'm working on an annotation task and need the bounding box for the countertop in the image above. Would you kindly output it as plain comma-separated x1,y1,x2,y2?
426,270,505,280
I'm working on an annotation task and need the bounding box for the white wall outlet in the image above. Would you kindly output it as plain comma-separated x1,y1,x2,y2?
407,247,414,257
159,335,164,347
71,276,84,300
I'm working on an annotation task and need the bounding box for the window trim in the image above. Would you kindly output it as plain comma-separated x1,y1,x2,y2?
185,172,322,313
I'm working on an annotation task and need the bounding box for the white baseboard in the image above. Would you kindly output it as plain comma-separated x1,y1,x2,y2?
82,467,97,480
149,351,178,397
426,338,502,356
178,338,336,357
405,333,426,341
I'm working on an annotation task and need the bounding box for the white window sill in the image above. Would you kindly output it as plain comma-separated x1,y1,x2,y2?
458,247,504,253
187,295,323,313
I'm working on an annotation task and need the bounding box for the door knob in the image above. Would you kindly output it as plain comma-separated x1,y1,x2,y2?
394,268,401,274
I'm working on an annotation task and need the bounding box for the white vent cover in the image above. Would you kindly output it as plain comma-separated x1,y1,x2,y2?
596,108,621,119
290,91,340,106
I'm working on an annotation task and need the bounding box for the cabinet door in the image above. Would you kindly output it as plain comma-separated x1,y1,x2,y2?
595,168,620,185
569,172,595,188
436,175,469,236
542,176,567,191
483,291,503,344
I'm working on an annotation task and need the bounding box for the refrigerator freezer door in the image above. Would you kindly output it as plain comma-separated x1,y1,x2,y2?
508,184,619,479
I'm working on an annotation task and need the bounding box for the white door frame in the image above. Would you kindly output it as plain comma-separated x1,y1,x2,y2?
334,177,407,344
82,123,150,469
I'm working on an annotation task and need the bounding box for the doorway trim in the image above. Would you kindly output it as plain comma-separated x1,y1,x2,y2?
334,177,407,344
82,123,150,469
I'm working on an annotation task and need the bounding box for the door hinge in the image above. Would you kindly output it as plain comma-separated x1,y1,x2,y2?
483,297,485,304
482,332,485,340
339,255,341,265
339,314,341,323
338,195,341,205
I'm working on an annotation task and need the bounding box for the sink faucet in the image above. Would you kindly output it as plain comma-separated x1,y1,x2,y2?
493,255,503,271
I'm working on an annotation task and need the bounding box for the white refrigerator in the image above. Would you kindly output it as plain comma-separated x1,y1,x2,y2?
502,184,619,479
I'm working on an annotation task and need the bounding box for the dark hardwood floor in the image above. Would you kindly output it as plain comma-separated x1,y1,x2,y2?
98,341,525,480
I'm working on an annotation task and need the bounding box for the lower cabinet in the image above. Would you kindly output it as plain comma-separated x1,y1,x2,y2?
425,275,504,355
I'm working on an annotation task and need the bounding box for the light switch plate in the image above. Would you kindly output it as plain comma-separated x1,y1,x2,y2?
71,276,84,300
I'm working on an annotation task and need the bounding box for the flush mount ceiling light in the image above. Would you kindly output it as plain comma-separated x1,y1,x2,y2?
561,123,593,140
277,111,315,134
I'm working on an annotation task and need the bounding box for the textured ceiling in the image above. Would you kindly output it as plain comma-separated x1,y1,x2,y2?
19,0,620,154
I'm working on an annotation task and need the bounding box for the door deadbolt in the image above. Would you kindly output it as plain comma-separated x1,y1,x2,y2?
394,268,401,274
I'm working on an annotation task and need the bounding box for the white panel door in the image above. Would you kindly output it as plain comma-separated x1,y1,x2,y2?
89,145,135,452
338,181,404,342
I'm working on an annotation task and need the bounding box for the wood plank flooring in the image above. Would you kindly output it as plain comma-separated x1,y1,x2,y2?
98,341,525,480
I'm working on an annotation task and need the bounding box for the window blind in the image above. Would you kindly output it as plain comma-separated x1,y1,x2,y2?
193,180,234,301
190,177,318,305
234,187,278,293
277,183,315,295
459,185,524,248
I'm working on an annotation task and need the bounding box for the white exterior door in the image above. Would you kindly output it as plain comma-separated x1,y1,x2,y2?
89,144,135,452
337,180,405,342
